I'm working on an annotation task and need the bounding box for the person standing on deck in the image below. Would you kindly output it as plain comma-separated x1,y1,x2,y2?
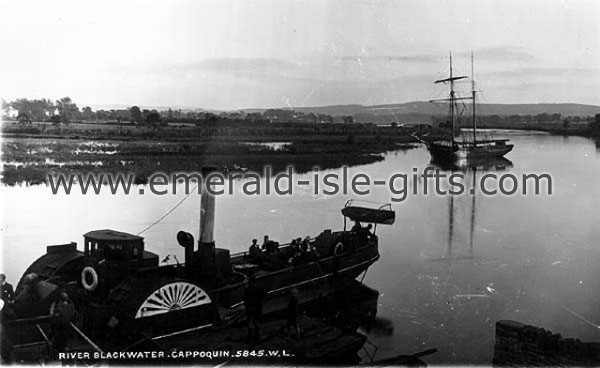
285,288,300,338
261,235,270,253
244,275,265,344
365,224,375,240
300,237,310,253
1,298,16,363
0,274,15,304
249,238,260,256
51,292,75,353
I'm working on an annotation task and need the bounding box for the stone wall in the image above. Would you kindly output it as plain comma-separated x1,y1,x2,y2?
493,320,600,366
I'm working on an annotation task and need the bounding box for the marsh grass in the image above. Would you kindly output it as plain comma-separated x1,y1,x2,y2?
1,136,415,185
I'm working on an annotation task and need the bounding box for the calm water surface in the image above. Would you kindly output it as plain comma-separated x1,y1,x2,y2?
2,130,600,364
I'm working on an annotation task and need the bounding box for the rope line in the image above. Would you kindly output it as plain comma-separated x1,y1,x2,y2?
136,184,199,235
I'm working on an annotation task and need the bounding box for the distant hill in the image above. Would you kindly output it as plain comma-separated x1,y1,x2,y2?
236,101,600,124
289,101,600,118
86,104,207,113
367,102,600,117
87,101,600,123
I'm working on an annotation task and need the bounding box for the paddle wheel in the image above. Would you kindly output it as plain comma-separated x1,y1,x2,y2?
134,281,211,318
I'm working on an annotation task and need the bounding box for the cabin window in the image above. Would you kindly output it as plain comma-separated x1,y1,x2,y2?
90,241,104,256
105,244,125,260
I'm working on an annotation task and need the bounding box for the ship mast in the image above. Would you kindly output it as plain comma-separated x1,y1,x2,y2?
469,167,477,256
471,51,476,147
449,52,455,146
447,189,455,257
433,52,468,146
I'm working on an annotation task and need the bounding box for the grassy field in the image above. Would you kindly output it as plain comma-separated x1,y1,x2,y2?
1,121,423,185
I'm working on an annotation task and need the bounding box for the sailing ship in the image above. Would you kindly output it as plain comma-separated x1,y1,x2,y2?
416,52,514,162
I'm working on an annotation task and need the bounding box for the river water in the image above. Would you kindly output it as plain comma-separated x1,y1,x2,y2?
2,130,600,364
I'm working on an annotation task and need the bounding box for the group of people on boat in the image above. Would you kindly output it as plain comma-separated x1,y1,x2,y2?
245,222,375,270
248,235,281,255
351,222,375,243
247,235,321,269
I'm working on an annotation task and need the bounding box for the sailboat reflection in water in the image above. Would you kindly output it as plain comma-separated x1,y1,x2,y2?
429,158,512,262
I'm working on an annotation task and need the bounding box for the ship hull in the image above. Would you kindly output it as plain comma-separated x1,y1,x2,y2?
455,144,513,159
227,240,380,314
427,141,513,162
93,240,380,343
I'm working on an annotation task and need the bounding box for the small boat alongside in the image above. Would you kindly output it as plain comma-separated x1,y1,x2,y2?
341,201,395,226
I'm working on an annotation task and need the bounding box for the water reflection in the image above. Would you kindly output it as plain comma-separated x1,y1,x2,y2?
304,281,385,335
594,139,600,156
429,156,513,172
429,158,512,262
303,281,403,363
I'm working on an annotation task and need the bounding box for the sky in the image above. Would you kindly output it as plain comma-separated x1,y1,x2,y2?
1,0,599,110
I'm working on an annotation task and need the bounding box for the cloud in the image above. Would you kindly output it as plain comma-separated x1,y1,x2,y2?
482,66,600,80
340,47,534,64
98,52,598,109
465,46,535,61
184,58,297,72
113,57,300,79
158,58,299,79
341,54,442,63
339,47,534,65
468,66,600,105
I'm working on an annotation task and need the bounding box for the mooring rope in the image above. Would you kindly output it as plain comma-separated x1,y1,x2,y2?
136,184,199,235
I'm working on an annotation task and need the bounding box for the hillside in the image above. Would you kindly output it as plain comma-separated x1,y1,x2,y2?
291,102,600,118
87,101,600,122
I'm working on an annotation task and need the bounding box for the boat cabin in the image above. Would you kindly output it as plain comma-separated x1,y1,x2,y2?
83,230,159,289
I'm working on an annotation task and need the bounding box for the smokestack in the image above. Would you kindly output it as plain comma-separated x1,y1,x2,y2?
199,167,217,248
198,166,232,283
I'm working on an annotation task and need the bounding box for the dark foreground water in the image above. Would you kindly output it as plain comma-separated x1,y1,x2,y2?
3,130,600,364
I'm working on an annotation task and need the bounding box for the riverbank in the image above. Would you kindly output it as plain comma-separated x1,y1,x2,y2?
478,120,600,139
5,118,600,186
1,124,424,185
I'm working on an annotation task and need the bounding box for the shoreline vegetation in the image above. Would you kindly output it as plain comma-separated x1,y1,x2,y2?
1,121,428,186
2,97,600,186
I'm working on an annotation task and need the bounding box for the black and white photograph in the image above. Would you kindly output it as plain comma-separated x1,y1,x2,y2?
1,0,599,366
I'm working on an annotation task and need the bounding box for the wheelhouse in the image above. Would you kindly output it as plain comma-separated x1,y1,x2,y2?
83,229,158,268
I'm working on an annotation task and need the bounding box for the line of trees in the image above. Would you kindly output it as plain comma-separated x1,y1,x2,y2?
1,97,90,125
1,98,345,127
3,97,596,129
431,112,594,127
1,97,165,126
476,113,590,124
